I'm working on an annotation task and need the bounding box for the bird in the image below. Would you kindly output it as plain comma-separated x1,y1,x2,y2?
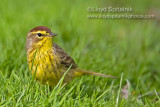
26,26,115,87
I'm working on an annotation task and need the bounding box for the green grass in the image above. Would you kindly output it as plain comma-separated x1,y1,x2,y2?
0,0,160,106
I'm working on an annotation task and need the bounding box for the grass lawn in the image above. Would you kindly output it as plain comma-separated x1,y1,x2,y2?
0,0,160,106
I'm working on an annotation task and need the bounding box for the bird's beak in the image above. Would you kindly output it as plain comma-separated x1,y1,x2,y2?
48,33,58,37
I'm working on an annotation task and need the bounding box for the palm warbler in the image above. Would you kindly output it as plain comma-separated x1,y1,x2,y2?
26,26,115,87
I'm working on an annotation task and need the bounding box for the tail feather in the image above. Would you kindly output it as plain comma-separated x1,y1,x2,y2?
74,68,116,78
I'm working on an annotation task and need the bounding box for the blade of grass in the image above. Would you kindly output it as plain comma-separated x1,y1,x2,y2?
154,89,160,100
116,73,123,107
58,83,77,106
96,81,114,101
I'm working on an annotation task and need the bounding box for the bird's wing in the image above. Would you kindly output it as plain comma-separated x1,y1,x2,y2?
53,43,78,68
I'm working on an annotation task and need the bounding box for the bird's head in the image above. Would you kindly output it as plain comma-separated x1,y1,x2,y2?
26,26,57,51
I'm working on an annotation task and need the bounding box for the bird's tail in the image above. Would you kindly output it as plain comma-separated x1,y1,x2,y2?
74,68,116,78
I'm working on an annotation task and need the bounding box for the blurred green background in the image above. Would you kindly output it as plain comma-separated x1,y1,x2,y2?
0,0,160,106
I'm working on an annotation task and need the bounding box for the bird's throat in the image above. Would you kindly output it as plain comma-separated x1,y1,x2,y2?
38,37,53,50
27,38,55,71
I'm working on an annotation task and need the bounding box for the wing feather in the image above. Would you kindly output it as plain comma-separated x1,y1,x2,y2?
53,43,78,68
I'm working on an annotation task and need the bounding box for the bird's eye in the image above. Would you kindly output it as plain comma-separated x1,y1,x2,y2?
37,33,42,37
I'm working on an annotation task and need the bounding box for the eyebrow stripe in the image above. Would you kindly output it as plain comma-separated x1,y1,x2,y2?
32,31,49,35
